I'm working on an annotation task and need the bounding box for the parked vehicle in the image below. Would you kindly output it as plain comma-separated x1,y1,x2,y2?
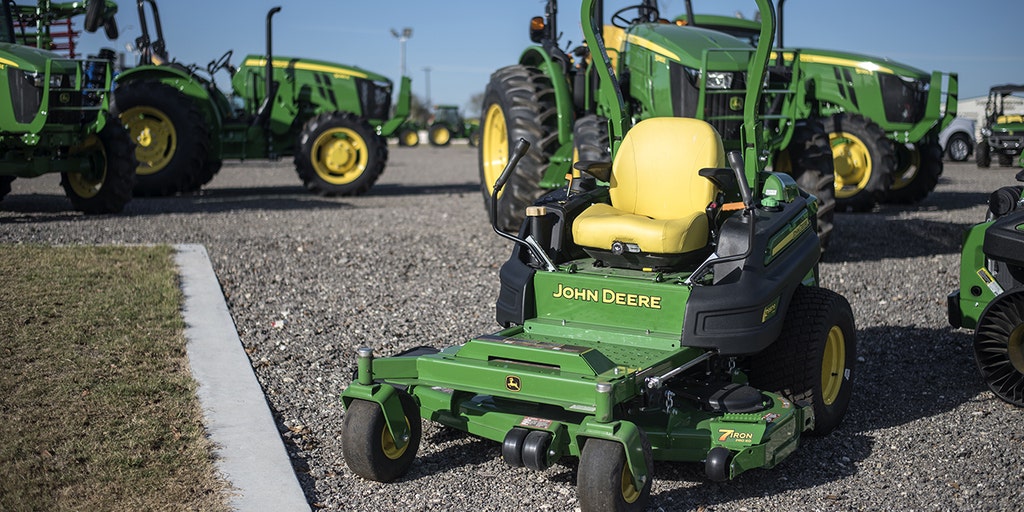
938,116,975,162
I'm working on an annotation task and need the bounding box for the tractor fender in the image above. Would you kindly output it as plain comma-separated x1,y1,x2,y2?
519,45,575,148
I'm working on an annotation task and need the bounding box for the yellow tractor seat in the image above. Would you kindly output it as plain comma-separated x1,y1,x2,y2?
572,117,724,268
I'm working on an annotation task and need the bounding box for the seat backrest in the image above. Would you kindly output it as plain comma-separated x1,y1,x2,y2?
609,117,724,219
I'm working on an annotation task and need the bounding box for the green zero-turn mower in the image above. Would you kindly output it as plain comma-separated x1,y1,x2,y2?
340,1,856,510
949,170,1024,406
111,1,411,197
0,0,135,213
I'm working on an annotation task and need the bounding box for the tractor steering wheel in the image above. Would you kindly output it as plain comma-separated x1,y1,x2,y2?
207,50,235,76
610,4,660,28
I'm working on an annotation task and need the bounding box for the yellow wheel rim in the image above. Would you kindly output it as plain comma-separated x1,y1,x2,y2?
821,325,846,406
830,132,872,199
311,127,367,185
432,127,451,145
402,131,418,146
1008,324,1024,373
481,103,508,197
891,144,920,191
381,417,411,460
120,106,176,176
620,462,641,504
67,134,106,199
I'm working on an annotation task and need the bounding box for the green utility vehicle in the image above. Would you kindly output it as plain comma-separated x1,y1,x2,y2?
479,0,836,248
976,85,1024,169
948,170,1024,406
677,0,958,210
111,1,411,197
427,104,479,147
341,1,855,510
0,0,134,213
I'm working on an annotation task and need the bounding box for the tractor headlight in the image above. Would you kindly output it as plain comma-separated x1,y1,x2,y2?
705,71,733,90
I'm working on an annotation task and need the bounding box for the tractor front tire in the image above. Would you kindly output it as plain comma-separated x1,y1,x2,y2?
111,80,211,196
479,65,560,233
295,112,387,196
574,115,610,163
428,124,451,146
822,113,894,212
0,176,14,201
976,140,991,168
341,391,422,483
398,128,420,147
577,432,653,512
749,286,856,436
974,289,1024,406
885,140,943,204
62,116,136,214
777,119,836,249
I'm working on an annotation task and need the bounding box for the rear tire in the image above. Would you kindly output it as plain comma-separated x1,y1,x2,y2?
822,113,893,212
777,119,836,249
574,115,610,163
342,391,421,482
428,124,451,146
479,65,560,233
748,286,856,436
998,154,1014,167
974,289,1024,406
398,128,419,147
0,176,14,201
976,140,991,168
885,140,943,204
945,133,972,161
577,431,652,512
111,80,210,196
62,116,136,214
295,112,387,196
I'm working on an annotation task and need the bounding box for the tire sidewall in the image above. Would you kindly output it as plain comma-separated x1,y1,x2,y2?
295,112,387,196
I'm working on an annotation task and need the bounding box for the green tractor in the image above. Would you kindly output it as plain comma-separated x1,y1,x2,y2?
0,0,134,213
111,1,411,197
341,1,855,510
948,170,1024,406
427,104,479,147
479,0,836,248
677,0,958,210
976,84,1024,169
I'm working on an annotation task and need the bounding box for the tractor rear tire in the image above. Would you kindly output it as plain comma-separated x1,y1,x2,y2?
574,115,610,163
822,113,894,212
479,65,560,233
976,140,991,168
0,176,14,201
577,431,652,512
295,112,387,196
398,128,419,147
428,124,451,146
61,116,136,214
342,390,421,482
885,141,943,204
974,289,1024,406
111,80,211,196
776,119,836,249
945,132,972,162
748,286,856,436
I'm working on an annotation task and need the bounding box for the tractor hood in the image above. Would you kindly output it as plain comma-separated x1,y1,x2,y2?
0,42,77,73
239,54,393,85
784,48,929,80
624,23,754,70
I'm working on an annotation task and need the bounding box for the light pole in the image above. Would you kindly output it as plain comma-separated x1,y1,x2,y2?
423,66,431,107
389,27,412,78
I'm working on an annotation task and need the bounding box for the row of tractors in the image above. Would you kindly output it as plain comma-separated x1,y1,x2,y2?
0,0,416,213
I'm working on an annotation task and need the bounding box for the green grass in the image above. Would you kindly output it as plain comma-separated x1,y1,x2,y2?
0,244,230,512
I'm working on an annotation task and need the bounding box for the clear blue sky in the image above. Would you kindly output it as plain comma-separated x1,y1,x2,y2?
76,0,1023,115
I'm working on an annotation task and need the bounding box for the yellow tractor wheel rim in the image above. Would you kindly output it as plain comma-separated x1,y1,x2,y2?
311,127,367,185
381,417,411,460
67,134,106,199
120,106,176,176
891,145,920,191
830,132,872,199
481,103,509,198
402,131,418,146
821,325,846,406
620,463,641,504
432,127,451,145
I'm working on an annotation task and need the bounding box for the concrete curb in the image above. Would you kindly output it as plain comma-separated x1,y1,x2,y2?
174,244,310,512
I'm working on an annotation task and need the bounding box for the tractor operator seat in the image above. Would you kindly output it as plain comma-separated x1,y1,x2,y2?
571,117,724,268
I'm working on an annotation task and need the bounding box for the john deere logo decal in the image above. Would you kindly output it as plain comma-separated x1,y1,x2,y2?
59,92,71,104
729,96,743,111
506,375,522,392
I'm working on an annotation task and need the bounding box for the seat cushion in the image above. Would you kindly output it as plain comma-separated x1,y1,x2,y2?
572,202,710,254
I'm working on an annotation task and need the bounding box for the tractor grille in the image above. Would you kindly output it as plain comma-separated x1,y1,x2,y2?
669,63,745,142
355,78,393,120
879,73,927,124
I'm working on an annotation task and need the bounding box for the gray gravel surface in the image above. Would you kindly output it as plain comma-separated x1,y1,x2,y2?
2,146,1022,511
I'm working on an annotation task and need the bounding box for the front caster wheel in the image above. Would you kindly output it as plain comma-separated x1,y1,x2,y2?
705,446,733,482
577,432,652,512
341,390,421,482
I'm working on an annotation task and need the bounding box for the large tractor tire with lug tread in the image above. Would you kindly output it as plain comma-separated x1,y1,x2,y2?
885,140,943,204
574,114,610,163
0,176,14,201
295,112,387,196
973,289,1024,406
479,65,561,233
577,430,653,512
111,80,211,196
428,124,451,146
775,119,836,249
341,390,422,482
976,140,991,168
998,154,1015,167
61,116,136,214
748,286,856,436
822,113,894,212
945,132,972,162
398,128,419,147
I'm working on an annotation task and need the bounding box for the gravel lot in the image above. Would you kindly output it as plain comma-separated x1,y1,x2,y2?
2,146,1022,511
